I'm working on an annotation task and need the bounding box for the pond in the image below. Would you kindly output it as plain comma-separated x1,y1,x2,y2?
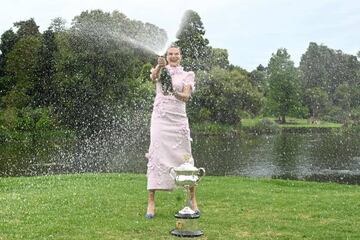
1,129,360,184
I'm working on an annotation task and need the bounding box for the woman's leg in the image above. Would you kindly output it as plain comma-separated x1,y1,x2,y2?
146,190,156,215
189,186,199,211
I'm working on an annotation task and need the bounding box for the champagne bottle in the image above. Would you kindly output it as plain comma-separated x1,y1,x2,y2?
159,68,173,95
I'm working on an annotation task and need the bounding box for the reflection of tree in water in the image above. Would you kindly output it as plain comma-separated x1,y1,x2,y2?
271,131,303,178
192,135,234,176
192,133,267,176
311,130,360,170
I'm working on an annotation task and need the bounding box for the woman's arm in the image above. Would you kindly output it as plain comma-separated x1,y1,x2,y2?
174,85,192,102
150,57,166,83
150,65,162,83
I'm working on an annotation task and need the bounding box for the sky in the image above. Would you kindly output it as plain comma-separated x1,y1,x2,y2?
1,0,360,71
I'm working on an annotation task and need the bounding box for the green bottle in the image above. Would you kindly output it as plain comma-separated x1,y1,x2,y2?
159,68,173,95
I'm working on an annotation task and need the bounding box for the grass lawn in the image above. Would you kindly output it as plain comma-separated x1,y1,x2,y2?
241,117,342,129
1,173,359,239
192,118,342,135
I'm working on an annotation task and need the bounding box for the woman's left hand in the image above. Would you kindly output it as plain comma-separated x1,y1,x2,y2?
174,85,191,102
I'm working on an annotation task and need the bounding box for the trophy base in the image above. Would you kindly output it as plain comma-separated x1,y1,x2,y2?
170,229,203,238
171,210,203,237
175,206,200,219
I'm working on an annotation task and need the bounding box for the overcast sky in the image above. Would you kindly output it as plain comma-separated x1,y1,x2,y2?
1,0,359,71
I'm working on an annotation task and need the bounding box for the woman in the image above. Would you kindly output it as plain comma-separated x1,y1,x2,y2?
145,45,199,218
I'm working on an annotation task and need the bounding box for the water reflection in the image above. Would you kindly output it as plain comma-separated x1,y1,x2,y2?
1,129,360,184
192,130,360,184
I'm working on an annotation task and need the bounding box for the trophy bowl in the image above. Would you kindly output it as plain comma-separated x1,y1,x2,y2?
169,159,205,237
169,162,205,187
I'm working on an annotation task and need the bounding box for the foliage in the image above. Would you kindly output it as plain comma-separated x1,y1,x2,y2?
175,10,211,71
266,48,301,123
299,42,360,120
208,47,230,69
250,64,267,93
0,29,17,77
251,117,280,134
1,10,359,138
49,10,165,134
302,87,329,119
189,67,262,124
0,106,57,132
3,35,42,108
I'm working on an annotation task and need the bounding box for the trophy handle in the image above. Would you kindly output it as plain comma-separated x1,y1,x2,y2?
197,168,206,183
169,167,176,180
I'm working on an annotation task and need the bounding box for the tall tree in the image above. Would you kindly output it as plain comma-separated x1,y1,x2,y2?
2,36,41,108
300,42,360,119
51,10,166,134
0,29,18,104
34,29,58,107
208,47,230,69
250,64,268,93
13,18,40,38
267,48,300,123
0,29,18,74
175,10,210,71
49,17,67,33
303,87,329,119
189,67,262,124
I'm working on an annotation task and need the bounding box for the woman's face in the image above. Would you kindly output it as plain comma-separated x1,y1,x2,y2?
166,47,181,66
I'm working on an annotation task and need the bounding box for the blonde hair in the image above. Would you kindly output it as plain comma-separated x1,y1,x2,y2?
166,43,181,54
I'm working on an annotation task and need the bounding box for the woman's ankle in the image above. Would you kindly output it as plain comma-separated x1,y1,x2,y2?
190,199,198,210
147,203,155,214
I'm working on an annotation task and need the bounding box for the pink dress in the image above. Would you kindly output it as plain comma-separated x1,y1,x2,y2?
146,65,195,190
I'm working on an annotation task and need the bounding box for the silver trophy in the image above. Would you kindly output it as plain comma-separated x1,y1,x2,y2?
169,156,205,237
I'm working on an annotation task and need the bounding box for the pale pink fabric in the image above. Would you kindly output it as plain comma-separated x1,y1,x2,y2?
146,65,195,190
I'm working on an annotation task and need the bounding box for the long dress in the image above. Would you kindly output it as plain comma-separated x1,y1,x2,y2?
146,65,195,190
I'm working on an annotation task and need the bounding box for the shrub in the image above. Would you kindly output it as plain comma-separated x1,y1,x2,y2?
251,118,280,134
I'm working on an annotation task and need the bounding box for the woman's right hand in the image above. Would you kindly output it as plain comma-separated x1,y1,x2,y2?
151,57,166,82
157,56,166,68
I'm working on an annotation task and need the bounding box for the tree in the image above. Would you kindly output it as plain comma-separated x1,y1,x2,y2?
334,83,355,112
34,29,58,107
0,29,18,77
299,42,360,118
303,87,329,119
267,48,300,123
208,47,230,69
2,36,41,108
49,17,67,33
250,64,268,93
0,29,18,104
189,67,262,124
13,18,40,38
175,10,210,71
51,10,165,134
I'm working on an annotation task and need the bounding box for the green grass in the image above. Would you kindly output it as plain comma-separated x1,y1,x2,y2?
192,123,240,135
1,173,359,239
192,118,342,135
241,117,342,128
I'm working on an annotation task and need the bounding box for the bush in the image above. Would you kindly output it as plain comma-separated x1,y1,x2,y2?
0,125,12,143
35,108,56,130
0,107,57,132
197,108,211,122
0,107,18,130
349,107,360,125
251,118,280,134
322,106,346,123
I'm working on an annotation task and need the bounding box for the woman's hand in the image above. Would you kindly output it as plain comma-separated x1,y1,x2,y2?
150,57,167,82
174,85,192,102
157,56,166,68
